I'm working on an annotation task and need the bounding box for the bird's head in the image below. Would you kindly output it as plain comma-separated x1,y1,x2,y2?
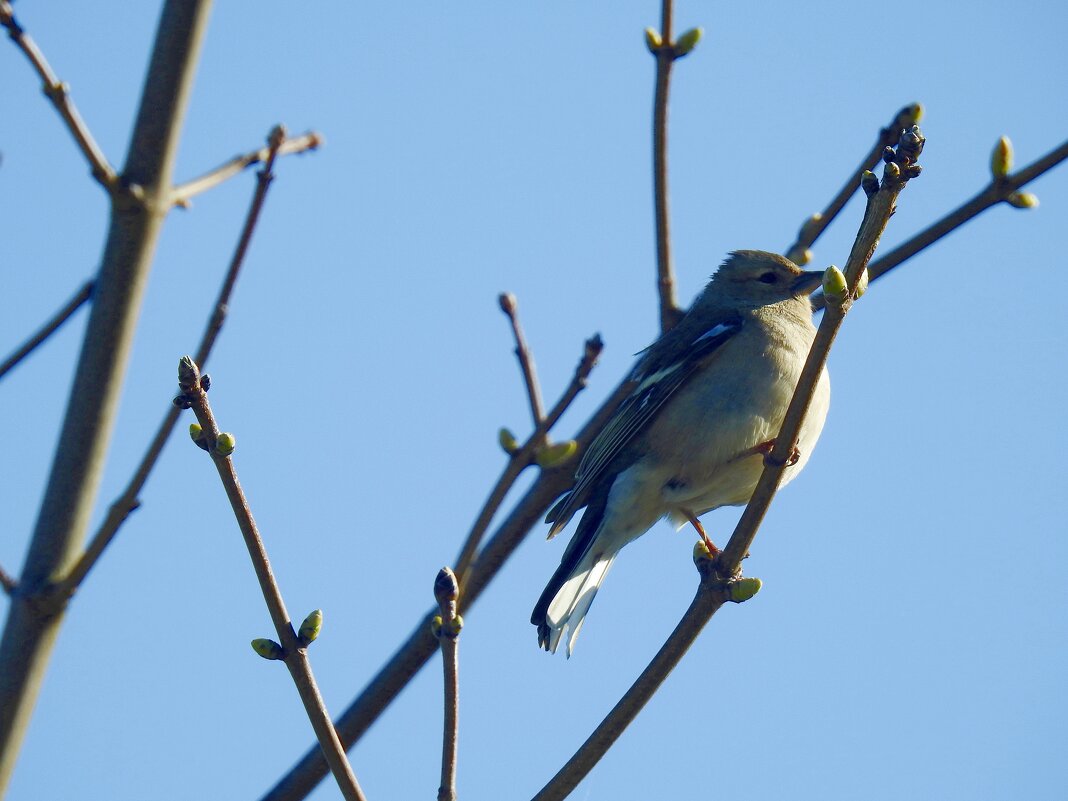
700,250,823,311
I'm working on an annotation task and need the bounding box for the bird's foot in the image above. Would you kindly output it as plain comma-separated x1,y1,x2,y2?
748,438,801,467
683,509,719,556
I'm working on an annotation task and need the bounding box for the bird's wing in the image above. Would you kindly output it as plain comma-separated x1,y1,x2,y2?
545,313,744,538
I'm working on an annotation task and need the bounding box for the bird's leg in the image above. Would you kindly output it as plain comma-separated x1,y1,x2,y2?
683,509,719,556
742,438,801,467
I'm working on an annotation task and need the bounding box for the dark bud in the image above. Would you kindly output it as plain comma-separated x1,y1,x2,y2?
178,355,199,389
200,374,211,392
434,567,460,606
860,170,880,198
882,146,896,164
172,394,192,409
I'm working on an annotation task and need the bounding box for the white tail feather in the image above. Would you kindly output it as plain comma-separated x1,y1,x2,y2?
545,553,617,656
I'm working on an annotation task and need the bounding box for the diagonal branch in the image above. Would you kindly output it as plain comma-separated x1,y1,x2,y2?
0,1,117,188
53,127,292,601
452,334,603,591
177,358,367,801
499,293,546,428
0,280,94,383
170,131,322,207
784,102,923,265
531,126,926,801
813,136,1068,311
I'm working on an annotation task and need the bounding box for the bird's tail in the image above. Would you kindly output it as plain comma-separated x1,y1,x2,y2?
532,547,618,657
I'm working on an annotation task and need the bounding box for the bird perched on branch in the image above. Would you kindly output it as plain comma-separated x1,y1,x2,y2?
532,250,830,656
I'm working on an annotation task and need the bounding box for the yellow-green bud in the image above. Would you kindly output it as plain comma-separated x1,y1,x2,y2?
692,540,714,565
215,432,236,457
430,615,444,638
536,439,578,468
728,577,762,603
884,161,901,181
498,427,520,455
855,267,870,298
1007,191,1039,209
822,265,848,305
251,638,284,660
446,614,464,636
991,136,1013,179
298,609,323,644
644,27,662,52
189,423,203,441
899,102,924,126
861,170,880,198
797,249,813,267
674,27,703,57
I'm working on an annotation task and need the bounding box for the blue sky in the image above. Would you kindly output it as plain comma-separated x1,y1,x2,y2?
2,2,1067,800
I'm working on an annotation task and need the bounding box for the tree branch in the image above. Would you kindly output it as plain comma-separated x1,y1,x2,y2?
0,280,93,383
531,126,926,801
0,565,16,597
177,358,368,801
52,126,292,601
498,292,546,426
784,103,922,265
170,131,322,207
812,136,1068,310
452,334,603,589
650,0,681,331
0,3,213,791
0,1,117,188
433,568,461,801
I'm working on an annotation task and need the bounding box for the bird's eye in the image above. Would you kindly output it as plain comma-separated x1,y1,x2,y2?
758,271,778,284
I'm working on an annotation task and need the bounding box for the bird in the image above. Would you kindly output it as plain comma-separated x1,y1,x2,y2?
531,250,830,656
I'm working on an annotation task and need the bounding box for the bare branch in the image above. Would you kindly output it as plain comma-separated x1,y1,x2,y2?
0,280,93,383
813,136,1068,311
170,131,322,206
452,334,603,589
433,568,461,801
53,126,291,600
499,292,546,426
650,0,682,331
0,2,117,188
531,126,926,801
178,358,368,801
784,102,922,265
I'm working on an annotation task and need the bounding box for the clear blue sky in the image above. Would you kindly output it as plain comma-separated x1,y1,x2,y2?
3,2,1067,800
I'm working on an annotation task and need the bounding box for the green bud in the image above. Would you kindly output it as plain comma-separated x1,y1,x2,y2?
822,265,848,305
674,27,703,57
298,609,323,644
535,439,578,468
855,267,870,298
446,614,464,637
884,161,902,181
1007,191,1039,209
498,427,520,455
215,432,236,457
189,423,203,441
728,577,762,603
251,638,284,660
692,540,715,565
644,27,662,52
861,170,880,198
430,615,444,639
898,102,924,126
991,136,1013,179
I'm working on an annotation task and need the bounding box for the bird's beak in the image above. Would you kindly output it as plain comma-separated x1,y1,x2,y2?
792,270,824,296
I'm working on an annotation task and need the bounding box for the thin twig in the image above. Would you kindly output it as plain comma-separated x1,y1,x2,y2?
259,375,632,801
530,128,926,801
499,293,546,427
170,131,322,206
0,2,117,188
433,568,461,801
784,102,922,265
0,280,93,383
651,0,681,331
178,358,367,801
452,334,603,590
53,128,291,601
0,566,16,596
812,136,1068,311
